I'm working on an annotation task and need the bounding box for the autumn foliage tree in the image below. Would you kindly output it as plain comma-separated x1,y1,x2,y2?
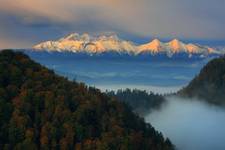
0,50,174,150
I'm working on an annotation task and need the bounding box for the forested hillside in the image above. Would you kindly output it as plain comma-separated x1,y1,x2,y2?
107,89,165,115
0,50,174,150
179,56,225,106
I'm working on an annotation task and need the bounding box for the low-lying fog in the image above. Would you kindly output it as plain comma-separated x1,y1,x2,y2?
145,96,225,150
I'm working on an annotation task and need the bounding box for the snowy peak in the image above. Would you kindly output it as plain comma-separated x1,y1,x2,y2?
138,39,218,55
59,33,80,41
34,33,137,54
169,39,181,44
33,33,220,56
59,33,91,42
167,39,186,52
168,39,182,46
152,39,161,44
185,44,201,53
138,39,164,53
60,33,120,42
81,33,90,42
150,39,162,48
97,33,120,41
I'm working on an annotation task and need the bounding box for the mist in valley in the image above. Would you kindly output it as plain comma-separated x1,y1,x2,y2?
145,96,225,150
25,51,225,149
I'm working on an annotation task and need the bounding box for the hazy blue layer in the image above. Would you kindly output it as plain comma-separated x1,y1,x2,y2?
25,51,213,93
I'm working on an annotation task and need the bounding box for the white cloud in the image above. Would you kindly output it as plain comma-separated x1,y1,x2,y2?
0,0,224,48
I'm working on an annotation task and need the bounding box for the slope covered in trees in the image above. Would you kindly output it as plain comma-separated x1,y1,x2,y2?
0,50,174,150
179,56,225,106
107,89,165,115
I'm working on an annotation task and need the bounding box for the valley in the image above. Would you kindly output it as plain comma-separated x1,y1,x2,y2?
22,49,225,150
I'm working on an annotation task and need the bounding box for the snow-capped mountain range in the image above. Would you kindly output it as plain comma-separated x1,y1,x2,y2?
33,33,220,56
